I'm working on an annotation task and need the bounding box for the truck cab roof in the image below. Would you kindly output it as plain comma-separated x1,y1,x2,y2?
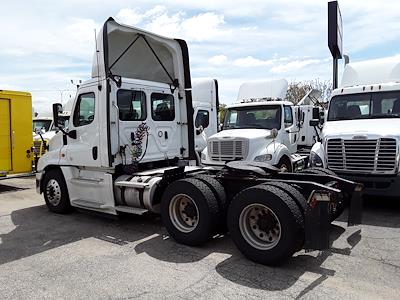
227,100,293,109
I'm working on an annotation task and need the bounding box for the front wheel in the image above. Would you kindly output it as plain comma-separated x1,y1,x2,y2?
43,169,72,214
277,157,292,172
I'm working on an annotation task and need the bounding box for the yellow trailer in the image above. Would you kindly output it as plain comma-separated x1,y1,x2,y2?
0,90,33,177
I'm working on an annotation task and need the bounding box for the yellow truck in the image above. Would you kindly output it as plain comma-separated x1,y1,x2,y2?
0,90,33,177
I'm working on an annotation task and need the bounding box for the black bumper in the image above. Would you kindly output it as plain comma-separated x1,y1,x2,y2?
337,173,400,198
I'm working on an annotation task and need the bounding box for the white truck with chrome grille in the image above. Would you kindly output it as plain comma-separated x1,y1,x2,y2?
36,18,363,266
201,79,323,172
310,56,400,197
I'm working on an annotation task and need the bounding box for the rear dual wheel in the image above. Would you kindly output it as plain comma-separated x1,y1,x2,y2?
227,184,304,265
161,178,220,246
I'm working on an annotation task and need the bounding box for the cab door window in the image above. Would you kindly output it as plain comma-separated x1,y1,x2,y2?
151,93,175,121
284,106,293,128
117,90,146,121
73,93,95,127
195,110,210,128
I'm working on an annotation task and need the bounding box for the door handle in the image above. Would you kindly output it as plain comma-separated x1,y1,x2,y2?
92,146,98,160
11,130,15,149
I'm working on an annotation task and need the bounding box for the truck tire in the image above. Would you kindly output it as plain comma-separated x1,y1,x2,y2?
43,169,72,214
277,156,292,172
301,167,336,176
161,178,220,246
227,184,304,265
192,174,228,232
259,182,306,251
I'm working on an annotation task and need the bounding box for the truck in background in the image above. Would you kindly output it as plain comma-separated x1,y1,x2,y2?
310,56,400,197
192,78,219,153
0,90,33,178
201,79,324,172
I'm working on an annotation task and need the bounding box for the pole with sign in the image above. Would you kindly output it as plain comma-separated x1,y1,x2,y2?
328,1,343,89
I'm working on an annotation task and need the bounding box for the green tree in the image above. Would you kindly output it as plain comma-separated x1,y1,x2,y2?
219,103,227,123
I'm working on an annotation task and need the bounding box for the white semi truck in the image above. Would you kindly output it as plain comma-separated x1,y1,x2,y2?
201,79,323,172
36,18,362,265
192,78,219,153
310,56,400,197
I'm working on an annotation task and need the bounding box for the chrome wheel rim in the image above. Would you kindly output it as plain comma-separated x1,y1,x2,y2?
169,194,199,233
239,204,281,250
46,179,62,206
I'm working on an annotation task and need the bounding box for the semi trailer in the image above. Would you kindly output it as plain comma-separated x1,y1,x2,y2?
0,90,33,178
36,18,362,265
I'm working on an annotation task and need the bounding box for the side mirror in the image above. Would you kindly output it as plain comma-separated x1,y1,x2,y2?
309,119,320,127
269,128,279,139
196,125,204,135
319,111,325,125
52,103,63,129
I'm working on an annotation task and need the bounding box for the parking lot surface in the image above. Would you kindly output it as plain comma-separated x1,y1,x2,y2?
0,177,400,299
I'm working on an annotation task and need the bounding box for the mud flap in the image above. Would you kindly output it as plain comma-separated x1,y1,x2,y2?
347,184,363,226
304,198,330,251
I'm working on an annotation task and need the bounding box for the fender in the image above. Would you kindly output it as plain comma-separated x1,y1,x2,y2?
264,141,292,166
310,142,326,168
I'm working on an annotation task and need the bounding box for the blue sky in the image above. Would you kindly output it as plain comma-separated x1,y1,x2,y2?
1,0,400,114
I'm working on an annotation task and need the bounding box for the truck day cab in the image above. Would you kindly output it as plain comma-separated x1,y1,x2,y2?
310,57,400,197
201,79,323,172
36,18,362,265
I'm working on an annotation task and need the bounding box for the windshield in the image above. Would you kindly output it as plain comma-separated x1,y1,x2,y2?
223,105,281,130
33,120,52,132
328,92,400,121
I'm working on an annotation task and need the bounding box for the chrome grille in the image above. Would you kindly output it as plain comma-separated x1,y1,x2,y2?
33,140,46,156
327,138,397,173
208,138,248,161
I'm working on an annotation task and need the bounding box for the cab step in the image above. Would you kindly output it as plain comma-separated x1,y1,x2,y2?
71,199,103,209
115,206,148,215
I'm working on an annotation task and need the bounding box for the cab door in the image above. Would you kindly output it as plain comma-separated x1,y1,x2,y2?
65,88,101,167
282,106,298,154
146,90,181,161
194,106,211,152
112,83,182,164
0,99,12,172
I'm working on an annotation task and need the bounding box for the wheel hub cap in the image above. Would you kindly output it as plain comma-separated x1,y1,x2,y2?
46,179,62,206
169,194,199,233
239,204,281,250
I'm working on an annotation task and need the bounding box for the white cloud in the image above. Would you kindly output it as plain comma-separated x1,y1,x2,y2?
115,7,226,42
270,59,321,74
233,56,274,67
115,8,144,26
180,12,226,41
208,55,228,66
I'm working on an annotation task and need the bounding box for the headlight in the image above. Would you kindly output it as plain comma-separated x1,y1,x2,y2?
254,154,272,162
310,151,323,167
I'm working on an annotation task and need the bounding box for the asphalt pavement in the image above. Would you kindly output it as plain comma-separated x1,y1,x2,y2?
0,177,399,299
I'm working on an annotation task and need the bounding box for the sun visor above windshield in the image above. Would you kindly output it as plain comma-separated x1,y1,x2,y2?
237,79,288,102
92,18,187,87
